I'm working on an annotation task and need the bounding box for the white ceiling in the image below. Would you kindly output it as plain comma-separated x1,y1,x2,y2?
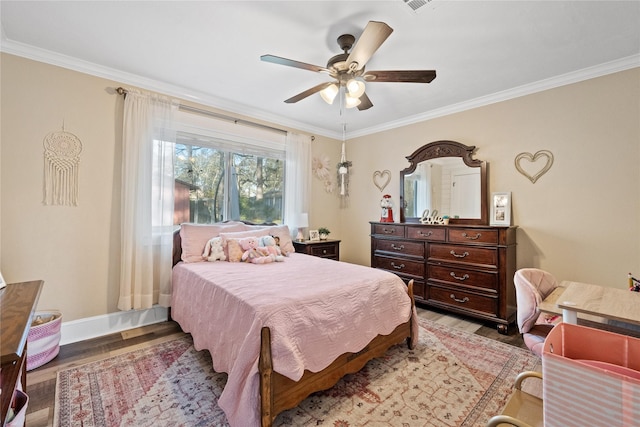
1,1,639,139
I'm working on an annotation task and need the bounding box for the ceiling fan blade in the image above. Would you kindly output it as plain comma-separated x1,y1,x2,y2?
357,92,373,111
363,70,437,83
261,54,333,75
284,82,334,104
346,21,393,72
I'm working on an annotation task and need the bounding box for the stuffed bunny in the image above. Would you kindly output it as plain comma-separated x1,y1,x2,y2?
202,237,226,262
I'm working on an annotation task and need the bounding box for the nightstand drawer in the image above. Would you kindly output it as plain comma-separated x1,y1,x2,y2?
309,243,338,258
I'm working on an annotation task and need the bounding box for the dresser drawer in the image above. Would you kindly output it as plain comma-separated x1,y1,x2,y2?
373,255,425,278
448,228,499,245
373,239,424,258
406,226,446,241
427,285,498,316
428,264,498,292
428,244,497,268
372,223,405,237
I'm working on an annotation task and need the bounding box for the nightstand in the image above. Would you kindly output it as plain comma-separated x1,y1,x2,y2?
293,239,341,260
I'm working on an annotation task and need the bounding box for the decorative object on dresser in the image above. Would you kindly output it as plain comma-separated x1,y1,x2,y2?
308,229,320,241
514,150,554,184
377,140,518,334
1,280,44,426
490,192,512,226
293,239,341,260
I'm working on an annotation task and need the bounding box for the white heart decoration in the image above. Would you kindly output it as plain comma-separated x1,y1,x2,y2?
515,150,554,184
373,170,391,192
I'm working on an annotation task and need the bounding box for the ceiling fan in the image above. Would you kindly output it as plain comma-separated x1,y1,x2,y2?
260,21,436,111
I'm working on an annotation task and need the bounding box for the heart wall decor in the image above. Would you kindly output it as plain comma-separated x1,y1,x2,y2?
514,150,554,184
373,170,391,192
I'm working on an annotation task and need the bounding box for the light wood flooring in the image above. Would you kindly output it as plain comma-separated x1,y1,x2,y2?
24,306,528,427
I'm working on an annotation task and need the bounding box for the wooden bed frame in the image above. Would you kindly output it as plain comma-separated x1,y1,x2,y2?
172,229,416,427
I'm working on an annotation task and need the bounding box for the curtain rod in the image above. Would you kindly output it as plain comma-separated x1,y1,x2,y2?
115,87,291,136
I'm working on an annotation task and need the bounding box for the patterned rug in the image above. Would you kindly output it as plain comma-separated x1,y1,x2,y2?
54,318,539,427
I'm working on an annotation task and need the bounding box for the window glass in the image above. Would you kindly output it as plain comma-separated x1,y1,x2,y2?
174,133,284,224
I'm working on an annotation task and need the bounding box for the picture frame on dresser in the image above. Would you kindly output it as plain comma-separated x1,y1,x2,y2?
490,192,511,226
308,230,320,241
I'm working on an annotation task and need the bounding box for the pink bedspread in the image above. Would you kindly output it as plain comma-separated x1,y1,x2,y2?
171,253,416,427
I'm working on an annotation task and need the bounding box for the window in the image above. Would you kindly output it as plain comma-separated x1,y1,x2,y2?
173,132,285,225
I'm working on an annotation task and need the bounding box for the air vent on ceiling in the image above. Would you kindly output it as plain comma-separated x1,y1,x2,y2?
402,0,434,14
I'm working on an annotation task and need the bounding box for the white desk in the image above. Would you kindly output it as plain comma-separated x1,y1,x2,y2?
553,281,640,326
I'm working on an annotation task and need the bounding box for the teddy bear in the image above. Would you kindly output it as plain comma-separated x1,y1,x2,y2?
202,236,226,262
239,236,274,264
260,235,284,262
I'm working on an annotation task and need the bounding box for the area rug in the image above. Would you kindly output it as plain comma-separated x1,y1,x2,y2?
54,318,539,427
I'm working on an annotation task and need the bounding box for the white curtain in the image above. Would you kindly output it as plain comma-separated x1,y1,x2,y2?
118,90,177,311
284,132,312,229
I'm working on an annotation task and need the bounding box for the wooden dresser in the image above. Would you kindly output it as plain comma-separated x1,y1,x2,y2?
371,222,517,333
1,280,43,425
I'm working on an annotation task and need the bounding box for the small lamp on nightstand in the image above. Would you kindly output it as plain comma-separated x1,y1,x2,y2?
295,213,308,242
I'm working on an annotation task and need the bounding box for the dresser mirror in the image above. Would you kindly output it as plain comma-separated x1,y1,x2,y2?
400,140,488,225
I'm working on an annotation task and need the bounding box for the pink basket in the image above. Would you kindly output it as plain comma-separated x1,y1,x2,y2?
27,310,62,371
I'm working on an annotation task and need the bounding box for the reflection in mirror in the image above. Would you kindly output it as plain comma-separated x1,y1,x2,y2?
404,157,481,219
400,140,488,225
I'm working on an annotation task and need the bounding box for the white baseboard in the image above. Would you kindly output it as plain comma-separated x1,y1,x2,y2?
59,306,169,346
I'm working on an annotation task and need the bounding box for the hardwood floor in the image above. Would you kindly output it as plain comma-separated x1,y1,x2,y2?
24,306,527,427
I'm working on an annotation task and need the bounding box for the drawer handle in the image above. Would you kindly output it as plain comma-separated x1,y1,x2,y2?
450,272,470,281
383,228,395,234
462,232,481,240
450,250,469,258
419,231,433,237
450,294,470,303
390,262,405,270
322,249,327,254
391,243,405,251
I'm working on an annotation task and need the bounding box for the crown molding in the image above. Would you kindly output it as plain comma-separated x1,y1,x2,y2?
350,54,640,139
0,37,339,139
2,36,637,141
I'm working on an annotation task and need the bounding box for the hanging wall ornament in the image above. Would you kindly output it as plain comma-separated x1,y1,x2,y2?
43,124,83,206
337,124,352,198
312,154,335,193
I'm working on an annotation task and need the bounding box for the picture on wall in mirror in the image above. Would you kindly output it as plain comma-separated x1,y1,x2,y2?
490,192,511,226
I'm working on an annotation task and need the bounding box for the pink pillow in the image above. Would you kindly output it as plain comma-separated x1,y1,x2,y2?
179,222,247,263
240,225,295,256
220,229,273,260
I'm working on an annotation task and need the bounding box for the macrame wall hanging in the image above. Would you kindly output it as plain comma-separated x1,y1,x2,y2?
43,124,83,206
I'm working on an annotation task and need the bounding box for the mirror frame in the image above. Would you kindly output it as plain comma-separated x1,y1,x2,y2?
399,140,488,225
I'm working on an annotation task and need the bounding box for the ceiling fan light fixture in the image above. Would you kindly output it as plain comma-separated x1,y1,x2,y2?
346,79,366,98
345,93,362,108
320,84,339,104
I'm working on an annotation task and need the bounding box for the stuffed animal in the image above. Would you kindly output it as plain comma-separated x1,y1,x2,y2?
202,237,226,262
239,236,274,264
260,235,284,262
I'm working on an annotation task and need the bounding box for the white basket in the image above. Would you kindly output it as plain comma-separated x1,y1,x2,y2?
27,310,62,371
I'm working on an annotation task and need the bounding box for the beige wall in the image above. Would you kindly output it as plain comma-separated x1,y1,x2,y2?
342,68,640,289
1,53,638,324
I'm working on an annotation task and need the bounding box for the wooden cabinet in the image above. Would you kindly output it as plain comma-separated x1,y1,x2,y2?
371,222,516,333
293,239,341,260
1,280,44,426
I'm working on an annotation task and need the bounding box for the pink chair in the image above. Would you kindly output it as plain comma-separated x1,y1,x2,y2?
514,268,560,356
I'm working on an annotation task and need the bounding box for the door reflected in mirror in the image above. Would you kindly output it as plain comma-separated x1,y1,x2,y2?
404,157,481,219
